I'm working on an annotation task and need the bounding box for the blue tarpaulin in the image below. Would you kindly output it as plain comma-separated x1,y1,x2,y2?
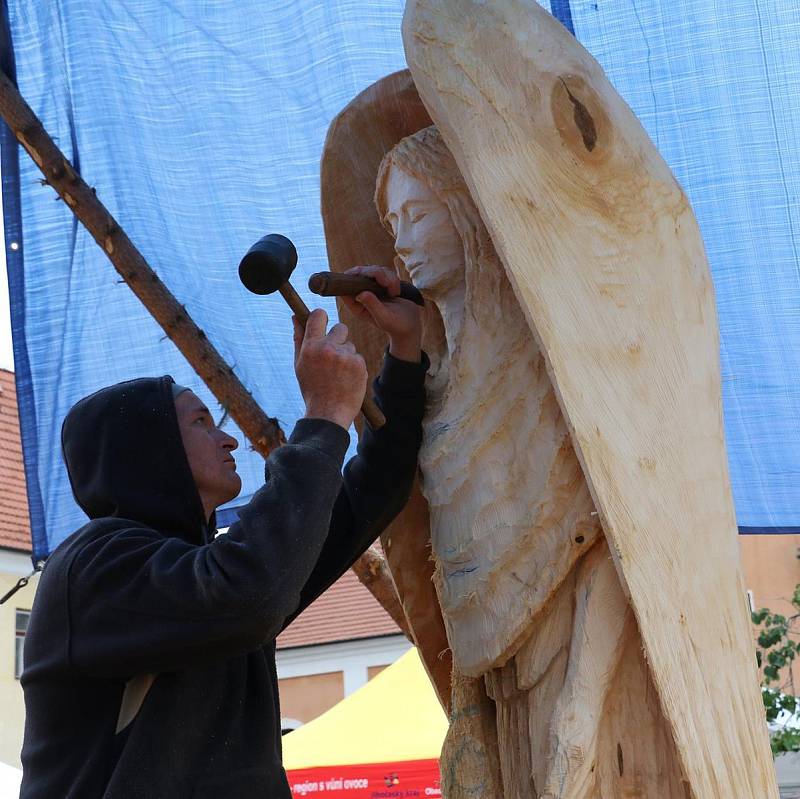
2,0,799,563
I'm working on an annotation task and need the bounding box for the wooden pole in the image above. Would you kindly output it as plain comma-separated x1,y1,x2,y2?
0,70,412,640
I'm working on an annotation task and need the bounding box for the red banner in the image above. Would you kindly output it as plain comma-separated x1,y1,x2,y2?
286,759,441,798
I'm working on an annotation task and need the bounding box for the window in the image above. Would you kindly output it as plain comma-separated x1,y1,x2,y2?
15,610,30,679
281,718,303,736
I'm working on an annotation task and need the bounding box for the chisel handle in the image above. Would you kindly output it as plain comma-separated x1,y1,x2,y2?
308,272,424,307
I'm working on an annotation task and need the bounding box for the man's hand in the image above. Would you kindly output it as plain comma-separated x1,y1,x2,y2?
294,309,367,431
340,266,422,363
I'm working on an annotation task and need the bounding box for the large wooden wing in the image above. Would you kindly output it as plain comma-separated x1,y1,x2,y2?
403,1,775,796
319,71,452,710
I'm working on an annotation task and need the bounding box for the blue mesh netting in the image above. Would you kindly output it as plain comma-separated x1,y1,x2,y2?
2,0,798,562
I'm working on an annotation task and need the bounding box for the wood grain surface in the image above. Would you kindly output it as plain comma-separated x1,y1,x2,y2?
402,1,776,796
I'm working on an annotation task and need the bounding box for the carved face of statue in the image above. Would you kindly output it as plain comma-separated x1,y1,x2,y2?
382,164,464,294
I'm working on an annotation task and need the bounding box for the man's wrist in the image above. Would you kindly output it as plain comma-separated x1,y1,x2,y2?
304,406,355,431
290,417,351,454
388,334,422,364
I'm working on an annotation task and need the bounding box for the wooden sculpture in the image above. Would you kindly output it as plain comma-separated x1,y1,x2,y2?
377,124,685,797
400,1,776,796
321,1,778,795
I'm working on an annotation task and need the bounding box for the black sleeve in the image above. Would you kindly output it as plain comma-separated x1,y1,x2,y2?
283,351,428,626
67,420,352,678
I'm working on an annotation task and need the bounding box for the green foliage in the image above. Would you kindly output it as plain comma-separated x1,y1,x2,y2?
752,584,800,755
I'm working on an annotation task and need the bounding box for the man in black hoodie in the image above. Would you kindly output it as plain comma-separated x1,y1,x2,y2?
19,268,427,798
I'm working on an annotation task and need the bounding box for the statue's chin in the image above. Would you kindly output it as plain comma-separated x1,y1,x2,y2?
406,269,435,291
400,248,466,296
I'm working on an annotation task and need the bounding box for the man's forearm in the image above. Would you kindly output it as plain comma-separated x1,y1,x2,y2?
284,350,428,623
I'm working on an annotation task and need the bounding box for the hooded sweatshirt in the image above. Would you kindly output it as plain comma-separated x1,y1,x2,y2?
19,354,426,799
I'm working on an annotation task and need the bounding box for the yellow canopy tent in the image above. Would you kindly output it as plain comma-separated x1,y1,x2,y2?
283,647,447,797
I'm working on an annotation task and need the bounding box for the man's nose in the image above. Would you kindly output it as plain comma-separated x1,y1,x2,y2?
220,432,238,451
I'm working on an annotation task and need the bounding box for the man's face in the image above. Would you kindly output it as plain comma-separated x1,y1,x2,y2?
175,391,241,519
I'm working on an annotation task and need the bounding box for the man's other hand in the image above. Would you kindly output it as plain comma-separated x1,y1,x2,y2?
293,309,367,431
340,266,422,363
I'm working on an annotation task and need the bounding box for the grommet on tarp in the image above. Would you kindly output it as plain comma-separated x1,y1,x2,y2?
0,560,44,604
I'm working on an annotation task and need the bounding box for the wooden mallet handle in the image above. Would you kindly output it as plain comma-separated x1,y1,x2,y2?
308,272,424,307
279,283,387,430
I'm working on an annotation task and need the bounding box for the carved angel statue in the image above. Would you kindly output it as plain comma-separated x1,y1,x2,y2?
374,124,684,797
321,3,776,796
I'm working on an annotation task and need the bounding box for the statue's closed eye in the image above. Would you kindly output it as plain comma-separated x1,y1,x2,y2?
411,212,428,223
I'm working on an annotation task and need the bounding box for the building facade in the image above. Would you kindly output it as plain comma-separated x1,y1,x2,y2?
275,568,411,733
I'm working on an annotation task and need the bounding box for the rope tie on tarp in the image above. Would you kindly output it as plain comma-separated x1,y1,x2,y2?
0,560,44,604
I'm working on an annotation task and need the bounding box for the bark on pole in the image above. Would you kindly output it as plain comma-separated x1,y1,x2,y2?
0,70,411,641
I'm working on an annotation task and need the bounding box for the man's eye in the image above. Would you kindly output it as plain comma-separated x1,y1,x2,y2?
411,212,427,223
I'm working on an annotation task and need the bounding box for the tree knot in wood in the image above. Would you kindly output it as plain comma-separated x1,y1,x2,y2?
560,79,597,152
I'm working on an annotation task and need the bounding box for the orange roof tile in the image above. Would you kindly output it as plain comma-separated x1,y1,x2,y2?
0,369,32,552
277,567,402,649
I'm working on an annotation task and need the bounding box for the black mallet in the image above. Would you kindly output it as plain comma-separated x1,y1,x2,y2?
239,233,386,430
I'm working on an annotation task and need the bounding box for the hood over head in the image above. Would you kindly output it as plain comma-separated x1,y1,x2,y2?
61,376,209,544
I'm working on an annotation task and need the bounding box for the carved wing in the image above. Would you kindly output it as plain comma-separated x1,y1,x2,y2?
403,1,775,796
319,70,452,710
